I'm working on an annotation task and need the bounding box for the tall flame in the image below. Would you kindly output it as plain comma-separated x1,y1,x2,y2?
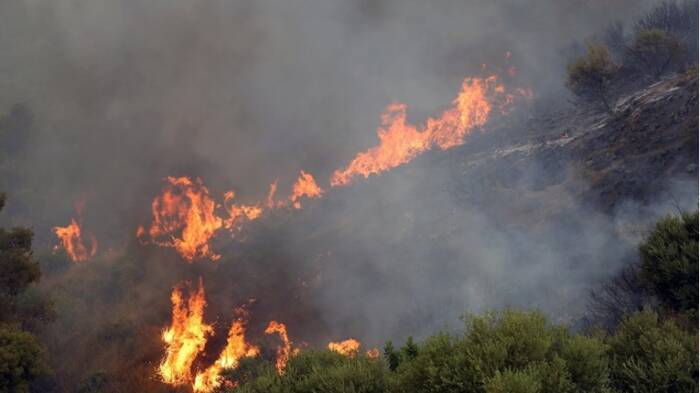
193,310,260,393
288,170,323,209
141,177,223,262
53,204,97,263
327,338,361,356
264,321,296,374
159,278,213,385
331,76,505,187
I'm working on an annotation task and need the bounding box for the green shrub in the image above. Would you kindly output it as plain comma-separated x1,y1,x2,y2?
234,350,387,393
606,310,698,393
638,211,698,315
559,335,609,392
391,332,479,393
391,310,610,393
463,310,552,373
566,43,618,112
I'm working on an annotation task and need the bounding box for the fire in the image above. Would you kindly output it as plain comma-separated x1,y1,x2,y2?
223,191,263,228
327,339,361,356
141,177,223,262
159,279,213,385
288,171,323,209
139,71,529,262
52,205,97,262
193,310,260,393
264,321,296,374
366,348,380,358
330,76,509,187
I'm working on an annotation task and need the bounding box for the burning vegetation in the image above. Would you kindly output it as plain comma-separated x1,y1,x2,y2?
52,202,97,262
144,70,531,391
1,2,695,392
159,279,213,385
135,73,528,264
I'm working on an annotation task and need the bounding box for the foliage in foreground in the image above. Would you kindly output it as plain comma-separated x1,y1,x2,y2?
0,194,51,393
222,308,696,393
226,211,698,393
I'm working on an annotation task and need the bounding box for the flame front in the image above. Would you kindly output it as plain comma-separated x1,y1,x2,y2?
138,71,529,263
52,218,97,262
327,338,361,356
330,76,507,187
264,321,296,374
193,310,260,393
288,171,323,209
159,279,213,385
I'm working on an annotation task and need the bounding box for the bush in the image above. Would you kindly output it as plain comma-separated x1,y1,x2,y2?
391,332,478,393
638,211,698,315
234,350,388,393
566,43,618,112
607,310,698,393
391,309,610,393
625,28,683,79
227,307,699,393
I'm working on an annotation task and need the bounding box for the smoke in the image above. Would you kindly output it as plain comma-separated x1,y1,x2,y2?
0,0,693,387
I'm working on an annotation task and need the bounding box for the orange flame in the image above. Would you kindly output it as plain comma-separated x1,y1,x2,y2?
141,177,224,262
139,72,529,263
52,215,97,262
159,278,213,385
288,171,323,209
223,191,263,229
330,76,509,187
193,310,260,393
264,321,297,374
366,348,380,358
327,338,361,356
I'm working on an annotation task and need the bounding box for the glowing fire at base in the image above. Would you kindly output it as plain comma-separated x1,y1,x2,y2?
159,279,213,385
193,310,260,393
328,338,361,356
53,211,97,262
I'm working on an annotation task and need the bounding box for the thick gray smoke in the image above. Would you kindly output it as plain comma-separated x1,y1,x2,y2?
0,0,690,362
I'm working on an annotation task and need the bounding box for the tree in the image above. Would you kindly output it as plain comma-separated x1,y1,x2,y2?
484,369,541,393
0,326,48,393
566,43,618,113
625,29,683,79
638,211,698,316
606,310,698,393
0,193,50,390
383,341,400,372
400,337,418,361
